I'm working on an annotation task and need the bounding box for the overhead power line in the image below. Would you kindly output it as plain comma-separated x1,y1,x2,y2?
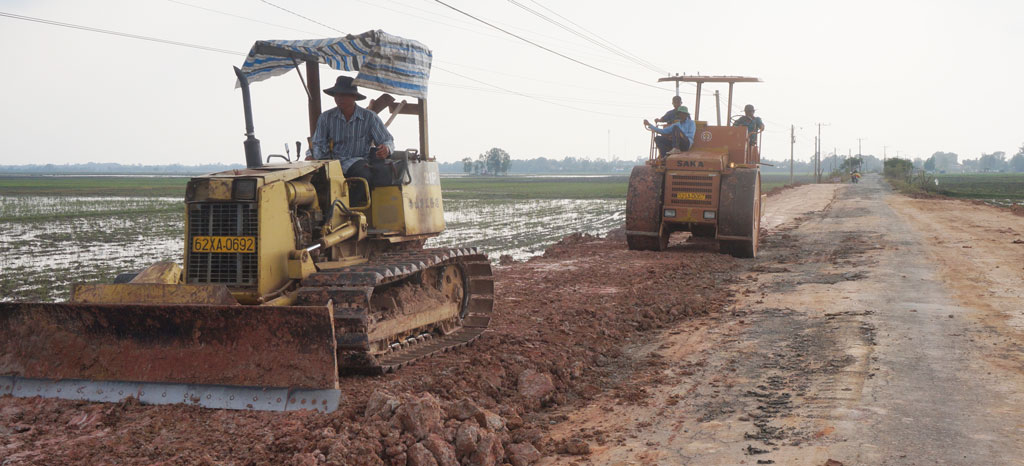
431,0,667,92
433,66,632,118
350,0,653,71
0,11,243,56
508,0,667,75
525,0,667,75
254,0,656,117
1,4,660,119
166,0,322,36
191,0,652,118
432,80,664,108
438,60,700,98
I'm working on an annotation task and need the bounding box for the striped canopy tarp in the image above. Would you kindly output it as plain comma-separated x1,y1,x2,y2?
237,30,432,99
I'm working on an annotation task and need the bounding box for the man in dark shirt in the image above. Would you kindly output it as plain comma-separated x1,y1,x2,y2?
655,95,684,124
733,104,765,146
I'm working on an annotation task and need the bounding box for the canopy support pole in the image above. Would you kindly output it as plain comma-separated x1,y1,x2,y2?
727,82,734,125
694,82,703,121
418,98,429,159
292,58,313,102
306,61,321,139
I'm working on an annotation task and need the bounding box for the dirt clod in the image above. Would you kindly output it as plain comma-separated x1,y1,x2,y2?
394,393,444,440
407,442,439,466
518,369,556,405
507,442,542,466
557,437,592,455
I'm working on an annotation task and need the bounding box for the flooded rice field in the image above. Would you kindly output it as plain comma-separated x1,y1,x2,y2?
426,198,624,261
0,196,183,302
982,198,1023,208
0,195,623,302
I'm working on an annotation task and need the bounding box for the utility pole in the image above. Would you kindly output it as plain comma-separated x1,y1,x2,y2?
857,137,866,169
790,124,795,185
815,136,823,183
815,123,829,183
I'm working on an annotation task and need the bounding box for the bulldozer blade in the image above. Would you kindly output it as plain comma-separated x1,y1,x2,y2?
0,302,341,412
70,283,239,305
0,376,341,412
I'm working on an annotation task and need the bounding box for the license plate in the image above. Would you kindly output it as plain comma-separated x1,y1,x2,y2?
192,236,256,253
676,192,708,200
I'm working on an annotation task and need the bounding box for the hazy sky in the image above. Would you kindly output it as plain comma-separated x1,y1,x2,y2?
1,0,1021,166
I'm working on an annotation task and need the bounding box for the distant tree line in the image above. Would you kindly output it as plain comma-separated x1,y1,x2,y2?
763,141,1024,176
916,143,1024,173
439,151,643,174
461,147,512,175
884,158,915,180
760,154,883,175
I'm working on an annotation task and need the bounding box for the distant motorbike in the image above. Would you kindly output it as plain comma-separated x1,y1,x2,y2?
851,172,861,183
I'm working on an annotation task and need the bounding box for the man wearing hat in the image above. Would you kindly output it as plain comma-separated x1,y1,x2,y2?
311,75,395,194
733,104,764,146
644,106,695,157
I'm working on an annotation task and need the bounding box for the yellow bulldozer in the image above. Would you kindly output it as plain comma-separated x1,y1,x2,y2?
626,75,763,257
0,32,493,412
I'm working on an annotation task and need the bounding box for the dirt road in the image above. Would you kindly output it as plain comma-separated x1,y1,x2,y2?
543,174,1024,465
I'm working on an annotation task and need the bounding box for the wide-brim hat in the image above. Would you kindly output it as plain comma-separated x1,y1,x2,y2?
324,76,366,100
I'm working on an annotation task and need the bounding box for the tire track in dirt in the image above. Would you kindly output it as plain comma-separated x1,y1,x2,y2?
542,175,1024,465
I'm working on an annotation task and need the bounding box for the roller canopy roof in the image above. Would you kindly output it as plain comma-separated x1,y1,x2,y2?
237,30,432,99
658,76,761,83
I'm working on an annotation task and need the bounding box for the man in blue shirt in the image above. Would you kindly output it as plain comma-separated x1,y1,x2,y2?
732,104,764,146
644,106,696,157
312,76,395,200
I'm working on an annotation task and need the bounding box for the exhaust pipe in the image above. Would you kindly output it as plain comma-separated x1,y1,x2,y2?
233,66,263,169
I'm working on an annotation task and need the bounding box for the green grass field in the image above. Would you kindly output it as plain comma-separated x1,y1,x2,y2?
441,176,628,200
0,176,188,197
934,173,1024,200
0,172,815,201
0,175,629,200
762,173,817,192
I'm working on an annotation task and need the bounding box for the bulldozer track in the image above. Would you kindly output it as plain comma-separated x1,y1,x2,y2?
294,247,494,375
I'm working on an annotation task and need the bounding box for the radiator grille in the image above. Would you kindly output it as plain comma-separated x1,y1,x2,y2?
187,203,258,286
668,174,714,207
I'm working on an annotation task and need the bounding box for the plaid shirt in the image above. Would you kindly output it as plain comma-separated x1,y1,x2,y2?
312,106,395,171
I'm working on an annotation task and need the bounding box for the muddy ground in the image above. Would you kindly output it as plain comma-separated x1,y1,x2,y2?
0,221,738,464
543,175,1024,465
3,174,1023,465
